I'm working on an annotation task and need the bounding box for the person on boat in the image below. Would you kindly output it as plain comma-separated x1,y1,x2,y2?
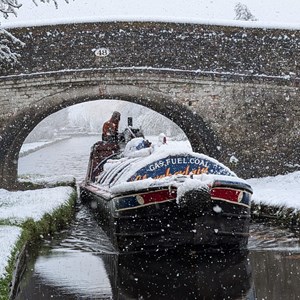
102,111,121,143
88,111,121,181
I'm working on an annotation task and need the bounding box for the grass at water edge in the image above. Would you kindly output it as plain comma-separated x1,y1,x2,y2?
0,190,77,300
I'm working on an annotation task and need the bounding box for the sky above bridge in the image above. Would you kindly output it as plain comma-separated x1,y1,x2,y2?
1,0,300,29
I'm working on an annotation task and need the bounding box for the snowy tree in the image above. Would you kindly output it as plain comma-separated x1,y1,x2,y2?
25,107,69,142
234,2,257,21
0,0,65,18
112,101,186,138
0,0,69,64
26,100,187,142
0,27,24,63
0,0,21,19
68,100,186,138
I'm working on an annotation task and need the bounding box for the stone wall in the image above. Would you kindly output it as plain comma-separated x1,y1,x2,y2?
143,76,300,177
1,22,300,79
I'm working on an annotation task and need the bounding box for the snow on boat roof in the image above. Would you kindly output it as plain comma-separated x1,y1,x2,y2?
96,140,237,191
115,143,236,183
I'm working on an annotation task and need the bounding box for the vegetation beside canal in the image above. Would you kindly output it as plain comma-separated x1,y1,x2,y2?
17,175,76,191
0,189,77,300
251,202,300,232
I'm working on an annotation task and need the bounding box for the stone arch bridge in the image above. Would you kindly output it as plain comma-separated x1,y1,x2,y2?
0,21,299,189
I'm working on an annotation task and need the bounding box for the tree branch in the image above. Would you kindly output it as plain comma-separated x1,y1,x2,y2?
0,0,71,64
0,0,22,19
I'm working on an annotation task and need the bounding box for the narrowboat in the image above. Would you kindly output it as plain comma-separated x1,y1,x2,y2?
80,131,252,252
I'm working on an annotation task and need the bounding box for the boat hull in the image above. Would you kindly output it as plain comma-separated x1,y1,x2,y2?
80,185,250,252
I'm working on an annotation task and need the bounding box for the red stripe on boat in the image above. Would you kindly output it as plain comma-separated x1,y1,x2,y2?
140,189,176,205
211,188,241,202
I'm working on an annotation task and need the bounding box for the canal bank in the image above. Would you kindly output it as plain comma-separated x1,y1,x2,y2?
248,171,300,230
0,177,77,300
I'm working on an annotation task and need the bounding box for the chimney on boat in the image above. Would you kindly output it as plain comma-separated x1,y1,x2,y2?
128,117,133,127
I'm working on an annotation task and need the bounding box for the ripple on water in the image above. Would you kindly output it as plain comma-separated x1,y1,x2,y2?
50,204,116,254
249,223,300,251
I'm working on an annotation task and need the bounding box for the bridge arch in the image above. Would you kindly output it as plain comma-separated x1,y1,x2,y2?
0,84,220,190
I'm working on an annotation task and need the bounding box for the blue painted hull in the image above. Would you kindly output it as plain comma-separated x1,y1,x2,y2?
80,184,251,252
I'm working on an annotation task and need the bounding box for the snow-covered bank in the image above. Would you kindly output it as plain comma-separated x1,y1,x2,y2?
19,137,71,157
0,185,76,297
247,171,300,210
0,186,74,224
0,226,21,280
19,174,76,188
20,141,53,157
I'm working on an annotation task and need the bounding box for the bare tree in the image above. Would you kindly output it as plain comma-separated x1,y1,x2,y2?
234,2,258,21
0,0,69,64
0,0,22,19
0,0,69,19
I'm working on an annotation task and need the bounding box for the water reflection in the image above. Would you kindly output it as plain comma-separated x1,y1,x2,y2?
249,223,300,251
18,136,100,180
109,250,253,300
250,250,300,300
16,248,253,300
15,205,115,299
15,211,300,300
35,252,112,298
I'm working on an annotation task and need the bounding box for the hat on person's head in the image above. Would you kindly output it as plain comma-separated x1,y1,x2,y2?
112,111,121,121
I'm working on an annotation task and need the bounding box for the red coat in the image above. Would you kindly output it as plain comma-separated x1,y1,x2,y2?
102,119,119,142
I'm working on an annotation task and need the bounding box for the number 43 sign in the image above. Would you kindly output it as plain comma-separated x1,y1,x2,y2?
94,48,111,57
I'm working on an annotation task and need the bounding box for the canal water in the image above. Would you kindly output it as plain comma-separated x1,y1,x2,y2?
16,136,300,299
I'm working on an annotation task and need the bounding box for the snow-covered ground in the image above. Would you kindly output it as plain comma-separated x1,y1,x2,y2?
0,186,74,224
248,171,300,210
0,185,74,280
19,137,72,157
0,226,22,280
20,141,54,157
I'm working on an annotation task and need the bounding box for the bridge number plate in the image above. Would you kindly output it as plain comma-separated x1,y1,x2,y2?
94,48,111,57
